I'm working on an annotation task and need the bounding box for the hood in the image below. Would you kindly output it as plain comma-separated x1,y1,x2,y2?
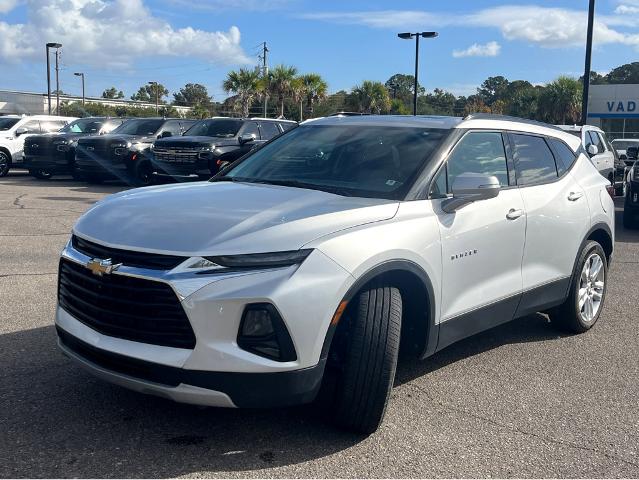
73,182,399,256
28,132,91,143
155,135,238,148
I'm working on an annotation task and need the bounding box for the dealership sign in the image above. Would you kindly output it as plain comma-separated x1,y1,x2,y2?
588,84,639,118
606,101,637,113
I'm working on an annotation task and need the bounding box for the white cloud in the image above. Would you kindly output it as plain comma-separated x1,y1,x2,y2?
0,0,19,13
164,0,292,12
301,5,639,50
0,0,250,67
453,41,501,58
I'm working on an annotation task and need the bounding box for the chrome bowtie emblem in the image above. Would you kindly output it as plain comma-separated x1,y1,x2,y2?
31,144,39,148
86,146,95,151
86,258,122,276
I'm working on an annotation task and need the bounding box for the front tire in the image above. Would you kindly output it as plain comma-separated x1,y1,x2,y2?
325,285,402,434
133,161,154,187
549,241,607,333
0,151,10,177
29,169,52,180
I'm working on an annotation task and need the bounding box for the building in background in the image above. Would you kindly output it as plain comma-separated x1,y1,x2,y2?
587,84,639,140
0,90,192,116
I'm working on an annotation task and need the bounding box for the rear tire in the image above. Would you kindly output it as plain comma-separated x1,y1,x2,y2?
324,284,402,434
548,241,607,333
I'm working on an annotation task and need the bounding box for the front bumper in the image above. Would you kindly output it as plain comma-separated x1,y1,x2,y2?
55,239,353,407
23,154,73,173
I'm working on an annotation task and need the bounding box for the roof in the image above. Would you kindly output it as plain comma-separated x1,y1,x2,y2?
557,124,603,132
247,117,297,123
306,115,464,129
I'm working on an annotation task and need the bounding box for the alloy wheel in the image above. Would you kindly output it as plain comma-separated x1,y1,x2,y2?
578,252,605,323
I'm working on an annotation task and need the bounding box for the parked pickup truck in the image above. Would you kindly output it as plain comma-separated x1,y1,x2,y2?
75,118,196,186
23,117,126,179
152,117,296,181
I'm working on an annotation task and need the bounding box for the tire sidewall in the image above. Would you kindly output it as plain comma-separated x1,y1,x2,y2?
0,151,10,177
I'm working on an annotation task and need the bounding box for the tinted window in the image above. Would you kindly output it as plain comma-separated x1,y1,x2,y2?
260,121,280,140
438,131,509,192
0,117,20,131
588,131,604,152
224,125,450,200
61,118,104,134
511,134,558,185
161,120,182,137
180,120,196,133
112,119,164,136
241,121,260,139
184,119,243,138
279,122,295,132
549,139,576,175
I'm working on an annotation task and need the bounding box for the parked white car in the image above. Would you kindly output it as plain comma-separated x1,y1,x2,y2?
0,115,76,176
611,138,639,162
56,114,614,433
558,124,615,184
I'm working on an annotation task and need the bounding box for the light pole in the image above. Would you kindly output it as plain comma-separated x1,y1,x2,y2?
581,0,596,125
148,81,159,115
74,72,85,106
45,42,62,115
397,31,438,115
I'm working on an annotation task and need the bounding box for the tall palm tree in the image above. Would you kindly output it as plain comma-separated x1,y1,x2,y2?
301,73,328,117
352,81,391,114
291,77,307,122
222,68,261,117
268,64,298,118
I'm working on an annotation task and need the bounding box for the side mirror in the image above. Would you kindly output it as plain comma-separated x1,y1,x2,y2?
15,127,28,136
587,144,599,156
627,146,638,160
442,173,501,213
159,131,172,139
238,133,256,145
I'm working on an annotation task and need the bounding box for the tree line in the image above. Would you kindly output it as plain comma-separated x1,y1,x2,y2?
61,61,639,124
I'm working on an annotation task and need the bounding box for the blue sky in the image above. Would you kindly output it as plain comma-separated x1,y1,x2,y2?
1,0,639,102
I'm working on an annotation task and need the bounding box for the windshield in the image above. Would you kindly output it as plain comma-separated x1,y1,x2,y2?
611,140,639,150
112,119,163,136
184,119,243,138
222,125,450,200
60,118,104,134
0,117,20,131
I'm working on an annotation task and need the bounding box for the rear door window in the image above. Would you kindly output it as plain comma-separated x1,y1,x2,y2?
511,134,558,185
21,120,41,134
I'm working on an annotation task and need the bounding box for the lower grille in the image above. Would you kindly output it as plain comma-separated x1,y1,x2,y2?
72,235,186,270
58,258,196,349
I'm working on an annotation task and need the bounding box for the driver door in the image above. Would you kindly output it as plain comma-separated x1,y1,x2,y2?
430,131,526,349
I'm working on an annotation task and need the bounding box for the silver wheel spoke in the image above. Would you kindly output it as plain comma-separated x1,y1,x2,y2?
590,256,603,281
579,252,605,323
578,288,588,310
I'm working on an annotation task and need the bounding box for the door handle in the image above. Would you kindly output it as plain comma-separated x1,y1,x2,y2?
568,191,584,201
506,208,524,220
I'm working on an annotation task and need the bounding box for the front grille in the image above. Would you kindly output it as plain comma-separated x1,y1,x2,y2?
58,258,196,349
72,235,186,270
153,146,200,164
24,139,57,157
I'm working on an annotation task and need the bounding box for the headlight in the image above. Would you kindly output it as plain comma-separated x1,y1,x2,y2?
186,249,313,273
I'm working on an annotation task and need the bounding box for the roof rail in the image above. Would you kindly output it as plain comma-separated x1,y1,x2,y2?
463,113,564,132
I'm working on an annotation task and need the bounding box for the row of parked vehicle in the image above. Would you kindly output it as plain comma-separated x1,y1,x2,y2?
0,115,297,186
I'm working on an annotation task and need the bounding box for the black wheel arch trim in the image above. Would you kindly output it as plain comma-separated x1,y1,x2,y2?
319,259,438,362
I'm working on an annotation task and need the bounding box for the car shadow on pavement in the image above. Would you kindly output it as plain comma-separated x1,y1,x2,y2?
0,325,364,478
395,312,563,387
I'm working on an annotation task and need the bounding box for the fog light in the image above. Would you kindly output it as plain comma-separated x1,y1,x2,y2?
237,304,297,362
242,308,274,337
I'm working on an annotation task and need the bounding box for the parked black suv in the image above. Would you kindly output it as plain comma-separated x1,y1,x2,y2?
23,117,127,179
152,117,296,181
75,118,196,185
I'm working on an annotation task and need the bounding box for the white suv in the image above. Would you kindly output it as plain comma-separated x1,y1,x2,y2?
0,115,77,176
55,114,614,433
558,124,615,184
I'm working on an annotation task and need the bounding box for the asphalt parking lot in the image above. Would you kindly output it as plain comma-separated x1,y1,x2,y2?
1,170,638,478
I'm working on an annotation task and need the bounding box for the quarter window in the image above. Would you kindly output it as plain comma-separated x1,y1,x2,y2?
434,131,509,194
511,134,558,185
549,139,577,175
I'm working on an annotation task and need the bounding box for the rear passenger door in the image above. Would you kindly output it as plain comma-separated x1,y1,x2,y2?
508,133,590,314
